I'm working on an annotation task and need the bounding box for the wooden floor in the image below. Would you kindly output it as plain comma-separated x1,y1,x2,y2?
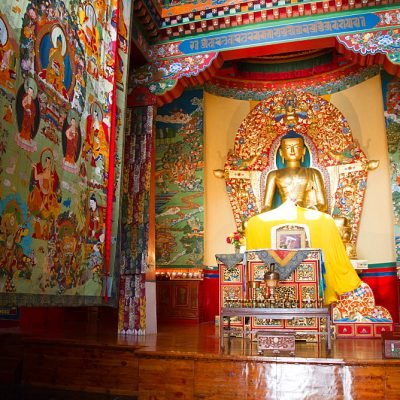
150,322,383,359
1,321,400,399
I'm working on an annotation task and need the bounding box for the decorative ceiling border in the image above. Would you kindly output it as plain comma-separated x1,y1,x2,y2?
338,25,400,64
204,64,380,100
149,7,400,60
135,0,400,42
131,53,218,95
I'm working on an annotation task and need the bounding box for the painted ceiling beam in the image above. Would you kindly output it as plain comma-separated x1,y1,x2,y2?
148,6,400,60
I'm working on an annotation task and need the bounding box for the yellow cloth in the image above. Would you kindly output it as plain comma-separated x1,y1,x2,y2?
245,201,361,304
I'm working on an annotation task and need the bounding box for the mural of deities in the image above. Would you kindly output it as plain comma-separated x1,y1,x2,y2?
0,0,130,305
155,89,204,268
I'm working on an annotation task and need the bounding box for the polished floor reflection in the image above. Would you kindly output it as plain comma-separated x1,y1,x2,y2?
116,321,391,363
2,320,400,400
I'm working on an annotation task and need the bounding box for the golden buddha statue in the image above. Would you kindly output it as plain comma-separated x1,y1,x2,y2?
246,131,362,304
262,131,328,213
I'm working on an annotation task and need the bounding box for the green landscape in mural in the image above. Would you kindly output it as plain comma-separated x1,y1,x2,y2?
155,89,204,267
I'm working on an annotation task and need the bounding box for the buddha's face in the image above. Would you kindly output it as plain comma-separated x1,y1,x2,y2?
280,137,306,162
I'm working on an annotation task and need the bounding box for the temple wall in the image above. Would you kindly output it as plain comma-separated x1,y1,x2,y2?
204,76,395,266
330,75,395,263
204,94,250,260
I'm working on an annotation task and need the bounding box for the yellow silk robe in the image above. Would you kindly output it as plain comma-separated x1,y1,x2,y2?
245,201,361,304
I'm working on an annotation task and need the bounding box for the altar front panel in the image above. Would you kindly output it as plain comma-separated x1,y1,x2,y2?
218,262,245,334
246,250,323,337
218,249,325,339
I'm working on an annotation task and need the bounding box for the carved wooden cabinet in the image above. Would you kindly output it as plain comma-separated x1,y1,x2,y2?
217,249,326,339
157,280,203,322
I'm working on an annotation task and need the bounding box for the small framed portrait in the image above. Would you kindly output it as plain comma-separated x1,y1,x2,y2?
276,229,306,249
271,224,310,249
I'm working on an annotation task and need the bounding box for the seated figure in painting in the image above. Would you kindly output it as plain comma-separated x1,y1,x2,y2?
46,34,65,94
262,131,328,213
246,132,361,305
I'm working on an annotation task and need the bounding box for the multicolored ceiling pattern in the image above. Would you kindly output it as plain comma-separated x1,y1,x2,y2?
129,7,400,106
205,50,380,100
338,27,400,64
135,0,400,43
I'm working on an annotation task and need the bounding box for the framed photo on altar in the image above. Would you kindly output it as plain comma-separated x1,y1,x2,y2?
276,229,306,249
271,224,310,249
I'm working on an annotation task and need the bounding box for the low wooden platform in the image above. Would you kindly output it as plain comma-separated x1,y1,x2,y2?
1,321,400,399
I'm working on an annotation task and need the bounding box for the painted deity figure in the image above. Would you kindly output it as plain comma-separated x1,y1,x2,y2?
262,131,328,213
78,4,100,77
274,93,308,127
81,4,99,55
37,26,70,100
46,34,65,92
85,104,109,176
62,113,82,173
19,86,36,140
54,218,80,288
0,201,30,290
15,79,39,152
0,209,27,261
86,194,105,243
65,118,79,163
117,0,128,39
28,152,61,220
3,104,13,123
0,16,16,91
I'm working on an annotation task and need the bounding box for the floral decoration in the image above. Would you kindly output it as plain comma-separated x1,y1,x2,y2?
226,231,245,249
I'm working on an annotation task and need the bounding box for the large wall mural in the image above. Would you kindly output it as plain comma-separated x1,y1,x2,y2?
155,89,204,268
0,0,131,305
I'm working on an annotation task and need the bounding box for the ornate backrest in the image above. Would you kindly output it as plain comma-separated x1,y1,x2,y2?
224,91,369,249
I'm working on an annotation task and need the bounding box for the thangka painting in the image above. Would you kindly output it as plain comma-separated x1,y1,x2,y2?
382,73,400,266
155,89,204,268
118,106,153,334
0,0,131,305
224,91,369,249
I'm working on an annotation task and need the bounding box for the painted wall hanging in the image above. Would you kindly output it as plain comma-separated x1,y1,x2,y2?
0,0,131,305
